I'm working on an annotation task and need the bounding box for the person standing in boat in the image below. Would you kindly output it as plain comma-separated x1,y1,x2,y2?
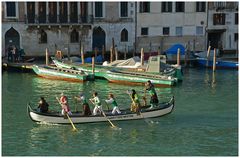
130,89,141,113
105,93,121,115
145,80,159,109
59,93,72,115
38,97,49,113
89,92,102,115
75,92,92,116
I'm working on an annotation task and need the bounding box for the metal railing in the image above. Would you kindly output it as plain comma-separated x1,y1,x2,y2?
24,14,93,25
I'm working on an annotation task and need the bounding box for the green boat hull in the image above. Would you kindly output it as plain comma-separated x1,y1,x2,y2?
105,70,176,87
32,65,89,82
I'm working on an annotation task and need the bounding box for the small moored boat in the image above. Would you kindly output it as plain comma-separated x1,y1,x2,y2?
105,69,177,87
32,65,92,82
27,96,174,124
196,57,238,69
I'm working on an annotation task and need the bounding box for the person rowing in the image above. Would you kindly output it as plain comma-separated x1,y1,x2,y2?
38,97,49,113
130,89,141,114
58,92,72,115
89,92,102,115
145,80,159,109
75,92,92,116
105,93,121,115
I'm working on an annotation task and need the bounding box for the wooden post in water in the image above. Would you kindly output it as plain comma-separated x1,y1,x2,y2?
81,45,84,64
206,45,211,67
141,48,144,66
158,47,160,55
124,45,127,60
45,48,49,66
112,38,115,59
213,48,216,71
102,45,105,61
110,47,113,63
177,48,180,66
185,41,191,67
92,56,95,79
115,47,118,61
94,48,98,60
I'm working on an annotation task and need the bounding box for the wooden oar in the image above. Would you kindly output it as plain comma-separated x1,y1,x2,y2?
56,97,77,131
89,99,117,128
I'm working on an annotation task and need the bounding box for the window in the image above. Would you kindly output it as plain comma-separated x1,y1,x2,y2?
163,27,170,35
196,26,203,35
80,2,88,23
27,2,35,23
213,13,225,25
162,2,172,12
139,2,150,13
121,29,128,42
196,2,206,12
48,2,57,23
141,27,148,35
95,2,103,17
70,29,79,43
120,2,128,17
235,13,238,25
38,2,46,23
70,2,78,23
176,2,185,12
39,30,47,43
59,2,68,23
6,2,16,17
234,33,238,41
176,27,182,36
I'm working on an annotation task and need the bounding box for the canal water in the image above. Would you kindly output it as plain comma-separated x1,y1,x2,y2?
2,68,238,156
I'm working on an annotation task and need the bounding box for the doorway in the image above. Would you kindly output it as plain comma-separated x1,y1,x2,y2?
92,27,105,51
208,32,223,49
5,27,20,50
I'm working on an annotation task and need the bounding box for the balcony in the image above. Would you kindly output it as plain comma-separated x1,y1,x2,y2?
25,14,93,26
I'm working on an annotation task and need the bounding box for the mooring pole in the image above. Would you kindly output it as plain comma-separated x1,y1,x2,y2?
45,48,49,66
213,48,216,71
81,45,84,64
177,48,180,66
141,48,144,66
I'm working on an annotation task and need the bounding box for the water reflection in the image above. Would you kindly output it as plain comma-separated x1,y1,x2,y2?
211,72,216,86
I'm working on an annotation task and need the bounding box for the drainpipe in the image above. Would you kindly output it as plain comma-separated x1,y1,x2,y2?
134,2,137,57
205,2,209,50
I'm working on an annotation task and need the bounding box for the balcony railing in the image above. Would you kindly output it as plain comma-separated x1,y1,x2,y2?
25,14,93,25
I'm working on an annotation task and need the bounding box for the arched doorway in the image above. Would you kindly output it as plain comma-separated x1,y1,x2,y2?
5,27,20,49
92,27,105,51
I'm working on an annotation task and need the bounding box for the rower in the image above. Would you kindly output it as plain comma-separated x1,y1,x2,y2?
145,80,159,109
58,92,72,115
89,92,102,115
105,93,121,115
75,92,92,116
130,89,141,114
38,97,49,113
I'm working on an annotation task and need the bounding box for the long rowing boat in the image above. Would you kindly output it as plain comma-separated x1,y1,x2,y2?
27,96,174,124
32,65,92,82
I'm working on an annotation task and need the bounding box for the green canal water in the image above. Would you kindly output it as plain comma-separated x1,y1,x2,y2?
2,68,238,156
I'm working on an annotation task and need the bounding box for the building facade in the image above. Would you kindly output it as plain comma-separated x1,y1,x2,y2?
91,2,136,52
1,1,239,57
2,2,135,56
136,2,208,52
207,2,238,51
